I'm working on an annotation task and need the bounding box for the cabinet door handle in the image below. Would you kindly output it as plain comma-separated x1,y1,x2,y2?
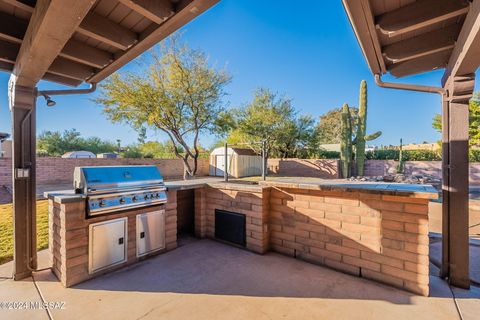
140,232,145,239
118,237,124,245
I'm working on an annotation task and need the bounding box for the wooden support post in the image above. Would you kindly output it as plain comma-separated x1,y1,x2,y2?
224,143,228,182
8,78,37,280
441,74,475,289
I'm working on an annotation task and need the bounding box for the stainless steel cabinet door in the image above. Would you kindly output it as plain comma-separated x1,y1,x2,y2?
89,217,128,273
136,210,165,257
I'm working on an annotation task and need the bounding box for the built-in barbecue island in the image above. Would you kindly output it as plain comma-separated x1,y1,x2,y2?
46,168,438,296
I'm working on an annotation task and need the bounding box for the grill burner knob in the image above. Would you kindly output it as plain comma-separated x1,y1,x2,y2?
99,200,106,207
144,195,149,200
119,197,126,204
132,196,138,202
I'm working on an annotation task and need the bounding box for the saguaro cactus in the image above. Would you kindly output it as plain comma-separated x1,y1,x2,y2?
340,103,353,178
397,138,404,174
355,80,381,176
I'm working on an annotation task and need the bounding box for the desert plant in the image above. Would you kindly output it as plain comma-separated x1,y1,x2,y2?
397,138,404,174
340,103,353,178
355,80,382,176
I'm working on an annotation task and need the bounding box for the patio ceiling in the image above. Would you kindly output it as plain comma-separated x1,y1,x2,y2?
0,0,219,87
342,0,480,84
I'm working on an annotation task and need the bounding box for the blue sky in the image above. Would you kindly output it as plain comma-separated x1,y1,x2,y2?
0,0,477,148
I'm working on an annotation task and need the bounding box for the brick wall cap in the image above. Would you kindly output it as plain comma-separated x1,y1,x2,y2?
259,180,438,199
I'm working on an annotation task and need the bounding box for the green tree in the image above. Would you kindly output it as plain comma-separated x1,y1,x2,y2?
432,92,480,147
316,106,359,144
96,35,231,178
37,129,117,156
226,88,315,158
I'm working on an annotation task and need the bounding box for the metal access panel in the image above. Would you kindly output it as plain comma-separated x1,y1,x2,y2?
136,210,165,257
89,217,128,274
215,209,246,247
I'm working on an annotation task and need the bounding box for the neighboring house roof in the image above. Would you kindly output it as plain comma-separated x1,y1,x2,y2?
211,147,260,156
231,148,259,156
62,151,96,158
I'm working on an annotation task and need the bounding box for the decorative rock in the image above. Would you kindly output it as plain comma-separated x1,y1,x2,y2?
383,175,395,182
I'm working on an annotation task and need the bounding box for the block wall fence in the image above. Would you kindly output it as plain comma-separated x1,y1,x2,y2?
268,158,480,184
0,157,209,187
3,157,480,187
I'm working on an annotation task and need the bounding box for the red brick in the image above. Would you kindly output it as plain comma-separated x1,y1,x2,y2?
381,220,404,231
382,265,429,284
343,255,380,272
404,223,428,235
325,243,360,257
361,251,404,269
324,258,360,276
381,211,428,224
325,212,360,224
404,204,428,215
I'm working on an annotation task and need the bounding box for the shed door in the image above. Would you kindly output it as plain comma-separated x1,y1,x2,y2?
215,155,231,176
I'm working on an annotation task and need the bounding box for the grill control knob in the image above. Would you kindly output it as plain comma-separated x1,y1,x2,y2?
99,200,106,207
155,193,160,198
119,197,126,204
132,196,138,202
144,195,149,200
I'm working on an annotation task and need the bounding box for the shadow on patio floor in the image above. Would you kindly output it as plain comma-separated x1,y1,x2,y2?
29,238,480,320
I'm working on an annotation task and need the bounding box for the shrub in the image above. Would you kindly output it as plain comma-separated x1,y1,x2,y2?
470,149,480,162
366,149,441,161
317,150,341,159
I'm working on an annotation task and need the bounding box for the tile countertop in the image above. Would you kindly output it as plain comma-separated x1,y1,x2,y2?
44,176,440,203
258,178,439,199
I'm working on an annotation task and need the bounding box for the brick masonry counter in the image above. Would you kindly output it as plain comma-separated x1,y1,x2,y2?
258,180,437,296
47,190,177,287
46,178,437,295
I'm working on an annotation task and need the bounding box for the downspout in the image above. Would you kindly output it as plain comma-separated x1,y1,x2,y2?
24,82,97,273
374,73,451,278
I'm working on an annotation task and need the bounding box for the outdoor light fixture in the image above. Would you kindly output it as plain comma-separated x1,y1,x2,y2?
40,93,56,107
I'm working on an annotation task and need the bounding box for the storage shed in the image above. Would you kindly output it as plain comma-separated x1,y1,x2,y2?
210,147,262,178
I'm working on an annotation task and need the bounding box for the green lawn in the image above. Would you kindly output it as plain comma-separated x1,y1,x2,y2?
0,201,49,265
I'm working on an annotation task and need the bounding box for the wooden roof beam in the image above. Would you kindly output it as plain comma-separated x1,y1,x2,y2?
12,0,96,87
118,0,175,24
59,40,113,69
388,49,452,78
376,0,469,38
48,57,96,81
77,12,138,51
1,0,35,13
443,0,480,86
0,39,19,63
0,11,28,44
383,24,460,64
0,60,13,72
0,10,112,69
88,0,219,83
42,72,83,87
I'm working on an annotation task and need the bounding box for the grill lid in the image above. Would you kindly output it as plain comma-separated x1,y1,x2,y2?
74,166,164,194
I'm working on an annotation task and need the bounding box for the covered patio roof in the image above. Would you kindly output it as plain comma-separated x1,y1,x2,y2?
342,0,479,83
342,0,480,289
0,0,218,87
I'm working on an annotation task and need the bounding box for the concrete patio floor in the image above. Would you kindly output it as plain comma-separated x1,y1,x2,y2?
1,238,479,320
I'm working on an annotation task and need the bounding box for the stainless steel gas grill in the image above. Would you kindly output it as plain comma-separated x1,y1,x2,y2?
74,166,167,217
